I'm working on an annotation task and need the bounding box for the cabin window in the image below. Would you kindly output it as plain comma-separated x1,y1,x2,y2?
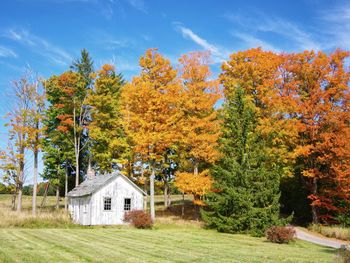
104,197,112,211
124,198,131,211
83,204,88,213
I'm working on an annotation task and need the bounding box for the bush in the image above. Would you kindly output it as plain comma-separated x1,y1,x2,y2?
337,213,350,228
124,210,153,229
266,226,295,244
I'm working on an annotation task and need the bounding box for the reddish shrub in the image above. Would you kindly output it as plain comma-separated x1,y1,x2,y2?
124,210,153,229
266,226,295,244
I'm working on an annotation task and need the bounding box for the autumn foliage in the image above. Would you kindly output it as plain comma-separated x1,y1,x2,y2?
220,48,350,224
175,170,213,206
266,226,295,244
4,45,350,230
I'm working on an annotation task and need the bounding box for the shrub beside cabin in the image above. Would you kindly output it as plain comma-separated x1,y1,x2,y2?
67,169,147,225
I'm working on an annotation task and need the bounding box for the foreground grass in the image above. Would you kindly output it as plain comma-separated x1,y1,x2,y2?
0,227,337,263
0,194,341,262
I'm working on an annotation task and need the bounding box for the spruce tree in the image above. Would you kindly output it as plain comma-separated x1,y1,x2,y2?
202,86,282,236
70,48,94,85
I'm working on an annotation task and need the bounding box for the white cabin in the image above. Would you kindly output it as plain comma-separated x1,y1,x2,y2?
67,172,147,225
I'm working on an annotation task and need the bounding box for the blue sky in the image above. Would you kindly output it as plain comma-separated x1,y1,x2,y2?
0,0,349,182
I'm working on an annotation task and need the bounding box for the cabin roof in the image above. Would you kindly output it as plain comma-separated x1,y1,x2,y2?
67,172,147,197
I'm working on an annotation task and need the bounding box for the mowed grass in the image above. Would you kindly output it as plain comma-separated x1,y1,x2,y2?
0,194,339,262
0,228,337,263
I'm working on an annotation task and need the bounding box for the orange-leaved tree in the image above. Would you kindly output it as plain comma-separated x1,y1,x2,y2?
221,48,299,177
121,49,182,221
290,49,350,223
175,51,221,207
44,71,89,187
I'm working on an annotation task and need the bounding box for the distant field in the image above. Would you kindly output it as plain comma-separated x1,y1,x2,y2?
0,194,192,210
0,227,337,263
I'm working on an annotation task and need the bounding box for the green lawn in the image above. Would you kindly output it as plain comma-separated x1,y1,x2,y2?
0,227,337,263
0,194,340,262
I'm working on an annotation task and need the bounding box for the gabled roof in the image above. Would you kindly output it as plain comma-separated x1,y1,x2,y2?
67,172,147,197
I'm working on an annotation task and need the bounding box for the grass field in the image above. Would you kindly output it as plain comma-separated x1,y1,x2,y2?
0,194,341,262
0,227,338,263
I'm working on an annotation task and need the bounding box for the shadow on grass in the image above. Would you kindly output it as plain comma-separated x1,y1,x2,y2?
156,200,199,221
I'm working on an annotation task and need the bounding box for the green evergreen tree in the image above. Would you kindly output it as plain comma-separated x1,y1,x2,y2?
70,49,94,178
202,86,283,236
70,48,94,85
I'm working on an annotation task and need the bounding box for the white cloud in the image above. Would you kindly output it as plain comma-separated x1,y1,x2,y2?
98,54,139,72
257,18,320,51
318,4,350,49
34,0,147,19
225,12,320,51
0,46,18,58
231,32,279,52
3,28,72,66
174,24,229,62
104,38,135,49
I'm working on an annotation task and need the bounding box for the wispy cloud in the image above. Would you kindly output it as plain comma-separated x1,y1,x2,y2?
225,12,320,51
97,54,139,80
231,32,279,52
318,4,350,49
0,46,18,58
90,29,136,50
0,60,24,72
2,28,72,66
33,0,147,19
125,0,147,13
174,24,228,62
257,18,320,51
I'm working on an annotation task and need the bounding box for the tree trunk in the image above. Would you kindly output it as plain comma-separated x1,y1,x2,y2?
194,162,198,176
167,192,171,206
164,179,169,208
56,186,60,209
193,161,199,220
16,188,22,212
41,182,49,208
181,192,185,218
75,152,79,187
32,149,38,215
73,106,80,187
143,177,148,211
65,165,68,211
17,151,25,212
311,178,319,224
11,191,17,211
150,166,155,222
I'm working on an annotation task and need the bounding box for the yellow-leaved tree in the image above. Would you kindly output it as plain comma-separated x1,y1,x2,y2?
87,64,128,173
121,49,182,221
175,51,221,209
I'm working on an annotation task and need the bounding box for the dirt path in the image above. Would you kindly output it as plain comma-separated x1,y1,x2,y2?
295,227,349,249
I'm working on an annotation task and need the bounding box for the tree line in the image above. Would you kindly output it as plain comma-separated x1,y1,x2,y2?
1,47,349,235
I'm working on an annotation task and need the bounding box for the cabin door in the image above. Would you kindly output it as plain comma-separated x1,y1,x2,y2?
80,198,91,225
